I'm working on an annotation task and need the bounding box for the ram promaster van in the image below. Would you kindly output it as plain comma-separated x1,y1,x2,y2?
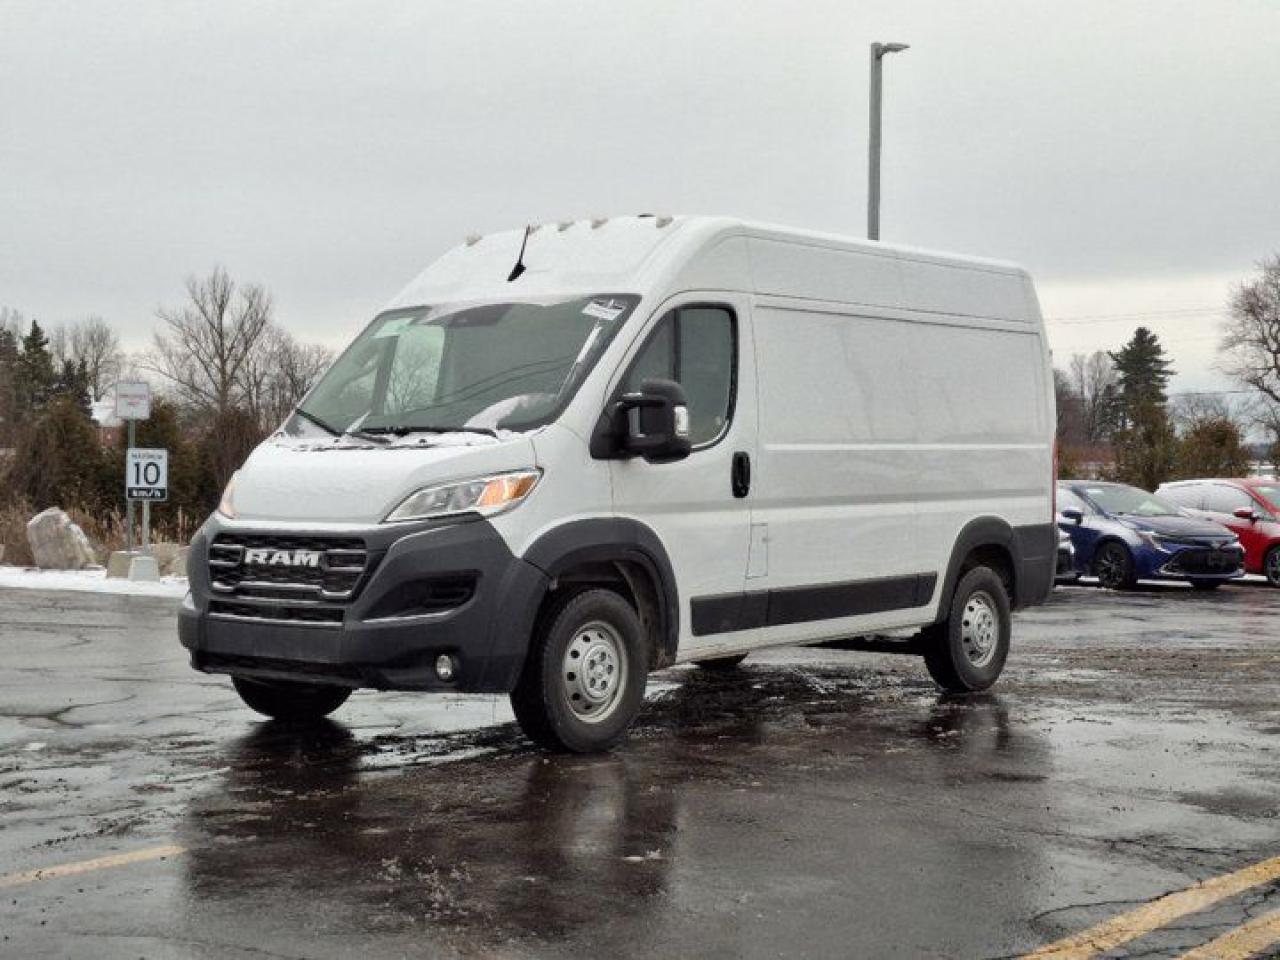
180,216,1056,752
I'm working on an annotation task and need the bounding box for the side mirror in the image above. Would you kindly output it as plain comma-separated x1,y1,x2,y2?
1233,507,1257,521
1060,509,1084,525
616,378,692,463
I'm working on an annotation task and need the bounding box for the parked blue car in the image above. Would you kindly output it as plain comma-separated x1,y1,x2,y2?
1057,481,1244,590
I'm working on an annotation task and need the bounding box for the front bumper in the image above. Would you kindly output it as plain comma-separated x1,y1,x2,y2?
179,515,547,693
1138,543,1245,582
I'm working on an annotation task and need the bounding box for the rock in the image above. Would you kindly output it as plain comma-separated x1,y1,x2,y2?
25,508,96,570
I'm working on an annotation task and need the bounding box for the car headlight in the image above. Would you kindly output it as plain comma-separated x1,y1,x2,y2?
1137,530,1171,552
217,473,238,519
383,470,540,523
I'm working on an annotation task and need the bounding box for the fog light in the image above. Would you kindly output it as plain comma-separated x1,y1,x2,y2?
435,654,456,682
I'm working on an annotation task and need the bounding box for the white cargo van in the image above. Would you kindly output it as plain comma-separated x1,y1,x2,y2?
179,215,1056,752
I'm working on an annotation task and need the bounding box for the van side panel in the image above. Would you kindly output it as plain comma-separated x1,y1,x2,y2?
732,240,1053,650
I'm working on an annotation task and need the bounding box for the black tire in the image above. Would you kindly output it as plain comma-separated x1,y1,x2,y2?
1094,541,1137,590
922,566,1011,693
232,676,351,721
1191,581,1221,592
510,588,649,753
694,653,749,671
1265,546,1280,588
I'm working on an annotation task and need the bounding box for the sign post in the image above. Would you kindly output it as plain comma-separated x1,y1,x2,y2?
125,447,168,555
114,382,153,554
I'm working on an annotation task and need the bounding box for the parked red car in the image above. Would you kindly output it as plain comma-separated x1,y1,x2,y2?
1157,478,1280,586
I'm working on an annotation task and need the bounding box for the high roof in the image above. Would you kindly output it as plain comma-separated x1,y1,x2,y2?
385,214,1030,313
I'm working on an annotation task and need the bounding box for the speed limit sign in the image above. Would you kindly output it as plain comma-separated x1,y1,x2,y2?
126,448,168,501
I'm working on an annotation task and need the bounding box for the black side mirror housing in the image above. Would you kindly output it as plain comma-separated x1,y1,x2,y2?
616,378,692,463
1060,509,1084,525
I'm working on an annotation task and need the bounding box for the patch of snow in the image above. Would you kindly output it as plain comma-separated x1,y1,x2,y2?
0,566,187,598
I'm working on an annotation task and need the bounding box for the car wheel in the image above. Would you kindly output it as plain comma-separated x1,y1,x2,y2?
510,588,649,753
1094,541,1137,590
1191,581,1221,592
232,676,351,721
694,653,749,671
1265,546,1280,588
922,566,1011,693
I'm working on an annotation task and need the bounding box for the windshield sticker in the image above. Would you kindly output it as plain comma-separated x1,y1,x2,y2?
582,299,626,322
373,317,415,339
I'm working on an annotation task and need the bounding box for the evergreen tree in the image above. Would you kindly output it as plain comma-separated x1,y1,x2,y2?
6,394,109,512
16,319,58,414
54,358,93,414
0,326,18,446
1109,327,1175,427
1110,399,1178,490
1175,417,1252,479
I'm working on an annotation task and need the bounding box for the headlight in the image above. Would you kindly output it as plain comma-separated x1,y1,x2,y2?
217,473,238,519
1137,530,1171,552
383,470,540,523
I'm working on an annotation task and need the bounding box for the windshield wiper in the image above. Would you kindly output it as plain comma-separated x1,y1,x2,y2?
362,425,502,439
293,408,340,436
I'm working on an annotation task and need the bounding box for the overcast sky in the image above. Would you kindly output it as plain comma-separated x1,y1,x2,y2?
3,1,1278,394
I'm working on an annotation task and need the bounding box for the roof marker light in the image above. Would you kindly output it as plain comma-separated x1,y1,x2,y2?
464,234,482,246
590,217,608,229
655,215,673,228
557,220,574,232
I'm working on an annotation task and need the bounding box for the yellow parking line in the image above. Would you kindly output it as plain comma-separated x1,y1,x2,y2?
0,844,186,889
1023,854,1280,960
1177,908,1280,960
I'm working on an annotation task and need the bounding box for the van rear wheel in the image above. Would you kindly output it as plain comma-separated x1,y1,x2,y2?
510,588,648,753
922,567,1011,693
231,676,351,721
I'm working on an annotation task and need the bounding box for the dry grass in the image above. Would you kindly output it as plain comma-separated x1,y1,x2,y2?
0,499,200,567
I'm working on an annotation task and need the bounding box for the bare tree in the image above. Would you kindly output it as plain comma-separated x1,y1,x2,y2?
239,327,335,429
47,324,69,366
1220,255,1280,404
145,266,274,416
0,306,25,341
1171,392,1239,432
68,316,123,401
1068,351,1119,442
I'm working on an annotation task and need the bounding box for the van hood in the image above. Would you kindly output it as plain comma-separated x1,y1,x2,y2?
1121,514,1235,541
229,434,539,524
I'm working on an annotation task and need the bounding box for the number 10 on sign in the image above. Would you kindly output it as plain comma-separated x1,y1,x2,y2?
126,448,168,502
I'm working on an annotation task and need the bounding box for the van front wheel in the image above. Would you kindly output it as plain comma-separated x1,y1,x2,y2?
231,676,351,721
510,588,649,753
922,567,1011,693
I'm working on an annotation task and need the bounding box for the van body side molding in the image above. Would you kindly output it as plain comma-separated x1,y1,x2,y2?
690,572,938,637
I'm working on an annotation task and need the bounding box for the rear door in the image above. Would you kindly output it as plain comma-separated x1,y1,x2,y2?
606,295,759,660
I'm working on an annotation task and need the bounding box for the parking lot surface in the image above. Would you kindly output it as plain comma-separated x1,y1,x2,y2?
2,581,1279,959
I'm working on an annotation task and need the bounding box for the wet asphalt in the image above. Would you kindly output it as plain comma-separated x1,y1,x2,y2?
1,580,1278,959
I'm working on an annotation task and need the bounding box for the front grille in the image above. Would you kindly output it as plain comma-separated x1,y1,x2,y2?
209,534,372,604
1168,547,1242,575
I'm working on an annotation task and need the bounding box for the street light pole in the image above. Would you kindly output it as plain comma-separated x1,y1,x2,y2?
868,41,909,241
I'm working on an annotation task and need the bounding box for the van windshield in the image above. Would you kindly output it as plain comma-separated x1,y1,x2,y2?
294,295,639,436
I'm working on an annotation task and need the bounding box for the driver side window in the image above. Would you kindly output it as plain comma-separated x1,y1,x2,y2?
623,306,736,446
